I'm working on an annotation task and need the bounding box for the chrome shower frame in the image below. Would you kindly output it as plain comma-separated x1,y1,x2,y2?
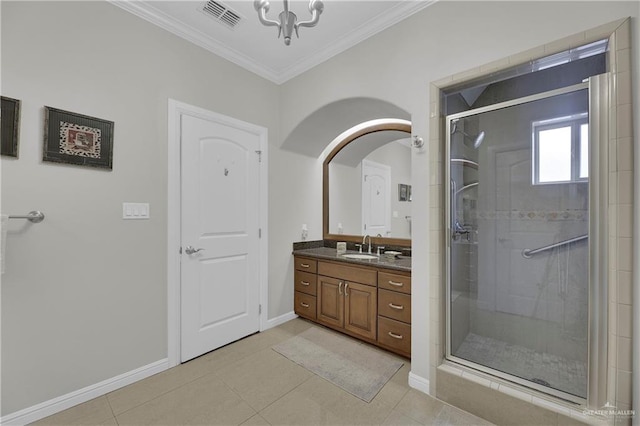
444,78,610,408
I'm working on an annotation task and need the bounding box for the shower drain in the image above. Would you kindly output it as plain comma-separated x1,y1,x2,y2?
531,378,551,387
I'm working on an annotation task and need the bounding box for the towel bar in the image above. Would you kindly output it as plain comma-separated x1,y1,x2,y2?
8,211,45,223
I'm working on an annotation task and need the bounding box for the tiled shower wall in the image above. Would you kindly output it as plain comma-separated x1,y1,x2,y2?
429,18,634,424
609,19,634,418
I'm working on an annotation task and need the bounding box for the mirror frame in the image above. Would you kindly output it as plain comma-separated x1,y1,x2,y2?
323,120,412,247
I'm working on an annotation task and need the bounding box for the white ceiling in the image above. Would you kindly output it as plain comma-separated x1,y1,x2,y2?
110,0,436,84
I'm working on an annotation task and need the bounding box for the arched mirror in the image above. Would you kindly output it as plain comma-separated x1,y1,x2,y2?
323,120,412,247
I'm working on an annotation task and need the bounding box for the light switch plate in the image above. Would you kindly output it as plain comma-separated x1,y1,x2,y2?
123,202,150,219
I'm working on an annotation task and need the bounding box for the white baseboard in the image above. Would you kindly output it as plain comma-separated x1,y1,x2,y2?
263,311,297,330
1,358,169,426
409,371,431,396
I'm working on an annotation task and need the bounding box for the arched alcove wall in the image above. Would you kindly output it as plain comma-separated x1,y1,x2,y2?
281,97,411,158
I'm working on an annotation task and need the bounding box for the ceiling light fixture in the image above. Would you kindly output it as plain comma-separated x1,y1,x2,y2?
254,0,324,46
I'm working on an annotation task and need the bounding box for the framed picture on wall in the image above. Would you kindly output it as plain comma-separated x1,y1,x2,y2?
43,106,114,170
398,183,412,202
1,96,21,158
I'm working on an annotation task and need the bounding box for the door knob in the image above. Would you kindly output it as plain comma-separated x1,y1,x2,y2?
184,246,205,255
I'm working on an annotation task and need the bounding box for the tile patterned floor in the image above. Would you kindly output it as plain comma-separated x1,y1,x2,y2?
454,333,587,398
32,319,493,426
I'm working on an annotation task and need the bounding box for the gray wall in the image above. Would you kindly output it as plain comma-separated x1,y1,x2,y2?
1,1,279,415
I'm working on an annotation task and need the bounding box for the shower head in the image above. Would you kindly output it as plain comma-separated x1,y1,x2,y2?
450,122,485,148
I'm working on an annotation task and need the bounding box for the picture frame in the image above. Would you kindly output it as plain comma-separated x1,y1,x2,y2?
1,96,21,158
43,106,114,170
398,183,412,202
399,184,406,201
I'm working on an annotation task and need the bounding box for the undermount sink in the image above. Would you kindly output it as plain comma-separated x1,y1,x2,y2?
341,253,379,260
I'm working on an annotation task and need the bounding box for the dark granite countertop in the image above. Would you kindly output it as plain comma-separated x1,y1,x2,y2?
292,246,411,272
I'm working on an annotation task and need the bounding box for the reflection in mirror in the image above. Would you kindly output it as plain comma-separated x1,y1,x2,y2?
328,132,411,239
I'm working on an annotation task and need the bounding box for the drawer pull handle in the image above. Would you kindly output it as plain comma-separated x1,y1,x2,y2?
301,281,310,286
300,302,310,308
388,332,403,339
388,280,404,287
344,283,349,297
339,282,343,295
300,263,311,268
388,303,404,310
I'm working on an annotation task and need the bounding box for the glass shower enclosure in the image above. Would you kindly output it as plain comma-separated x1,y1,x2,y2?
446,82,592,402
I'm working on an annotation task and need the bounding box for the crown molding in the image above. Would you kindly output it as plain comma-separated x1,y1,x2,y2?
108,1,283,82
109,0,437,85
278,1,437,83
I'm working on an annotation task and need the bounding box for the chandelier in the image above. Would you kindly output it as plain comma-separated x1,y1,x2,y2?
253,0,324,46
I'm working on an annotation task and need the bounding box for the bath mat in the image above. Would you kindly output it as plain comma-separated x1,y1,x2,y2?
272,327,403,402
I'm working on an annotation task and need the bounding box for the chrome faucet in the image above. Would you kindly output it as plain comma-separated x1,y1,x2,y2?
362,235,372,254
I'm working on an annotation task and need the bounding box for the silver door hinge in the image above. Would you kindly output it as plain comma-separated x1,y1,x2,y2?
255,150,262,163
259,228,262,238
179,246,182,254
259,304,262,314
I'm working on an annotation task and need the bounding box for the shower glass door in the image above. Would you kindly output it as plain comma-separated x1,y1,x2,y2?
446,83,590,401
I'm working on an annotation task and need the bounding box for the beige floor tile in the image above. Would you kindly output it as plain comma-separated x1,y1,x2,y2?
116,373,255,425
394,389,447,424
557,413,591,426
262,374,395,425
388,362,411,386
382,409,424,425
309,386,395,425
220,347,313,411
372,364,411,408
108,329,285,416
275,317,317,337
36,319,491,426
181,341,249,377
241,414,272,425
226,328,294,359
107,360,206,415
259,382,344,425
434,404,494,425
32,396,114,426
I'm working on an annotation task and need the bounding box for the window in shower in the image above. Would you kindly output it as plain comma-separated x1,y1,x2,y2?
446,84,590,402
532,113,588,184
532,39,608,71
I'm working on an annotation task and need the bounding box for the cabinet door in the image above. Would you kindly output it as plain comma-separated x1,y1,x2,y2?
317,275,343,329
344,281,377,340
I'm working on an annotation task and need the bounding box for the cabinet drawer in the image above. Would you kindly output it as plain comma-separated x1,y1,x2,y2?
295,257,317,273
295,270,317,296
295,291,316,320
378,316,411,355
318,261,376,286
378,271,411,294
378,289,411,323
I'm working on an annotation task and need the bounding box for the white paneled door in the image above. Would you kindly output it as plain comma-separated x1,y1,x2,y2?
180,113,262,362
362,159,391,237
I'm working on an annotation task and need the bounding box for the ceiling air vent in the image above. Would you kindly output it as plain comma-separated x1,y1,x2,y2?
201,0,242,29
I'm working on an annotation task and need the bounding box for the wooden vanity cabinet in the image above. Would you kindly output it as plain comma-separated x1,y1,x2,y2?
294,257,317,320
377,270,412,357
317,261,377,341
293,255,411,357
